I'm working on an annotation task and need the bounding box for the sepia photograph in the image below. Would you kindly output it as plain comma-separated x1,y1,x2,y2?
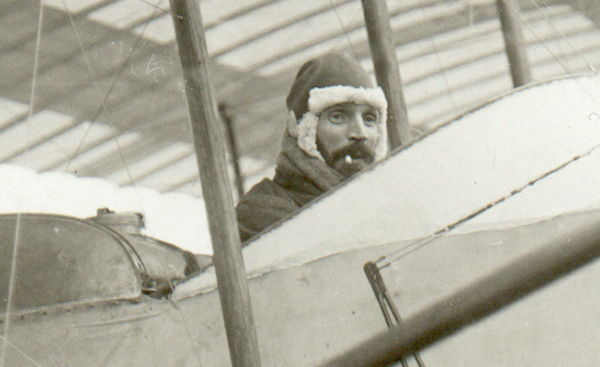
1,0,599,366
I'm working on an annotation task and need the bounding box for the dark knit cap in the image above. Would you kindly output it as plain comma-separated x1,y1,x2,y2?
286,53,376,119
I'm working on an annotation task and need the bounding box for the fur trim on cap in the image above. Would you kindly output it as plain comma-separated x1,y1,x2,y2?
308,85,388,121
294,85,389,162
296,111,323,160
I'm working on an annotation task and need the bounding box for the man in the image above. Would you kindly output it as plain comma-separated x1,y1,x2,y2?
236,53,389,242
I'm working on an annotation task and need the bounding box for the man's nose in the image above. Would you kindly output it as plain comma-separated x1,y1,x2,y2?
348,115,368,142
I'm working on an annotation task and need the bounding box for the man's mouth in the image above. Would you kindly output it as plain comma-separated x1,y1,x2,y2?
335,152,370,178
338,145,373,165
321,142,376,177
344,154,366,165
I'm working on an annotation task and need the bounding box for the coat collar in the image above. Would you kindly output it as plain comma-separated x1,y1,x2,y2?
273,132,344,206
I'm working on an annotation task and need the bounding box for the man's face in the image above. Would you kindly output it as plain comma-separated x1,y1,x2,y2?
316,103,382,178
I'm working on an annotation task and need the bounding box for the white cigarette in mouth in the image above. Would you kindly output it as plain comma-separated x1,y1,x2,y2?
345,155,353,164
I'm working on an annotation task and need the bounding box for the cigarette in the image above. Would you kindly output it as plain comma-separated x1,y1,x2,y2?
345,155,353,164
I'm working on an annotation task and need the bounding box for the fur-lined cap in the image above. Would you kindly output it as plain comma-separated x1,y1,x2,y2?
286,53,388,162
287,53,380,117
308,85,387,120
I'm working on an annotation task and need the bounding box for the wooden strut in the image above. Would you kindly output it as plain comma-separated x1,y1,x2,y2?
361,0,412,149
169,1,262,367
496,0,532,87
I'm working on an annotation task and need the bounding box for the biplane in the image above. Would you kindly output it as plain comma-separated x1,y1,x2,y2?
1,0,600,366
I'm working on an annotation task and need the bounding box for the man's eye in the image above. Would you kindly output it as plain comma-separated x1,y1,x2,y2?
363,113,379,125
329,112,347,123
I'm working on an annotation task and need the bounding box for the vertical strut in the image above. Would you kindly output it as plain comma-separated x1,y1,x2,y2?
169,2,261,366
361,0,412,149
496,0,532,87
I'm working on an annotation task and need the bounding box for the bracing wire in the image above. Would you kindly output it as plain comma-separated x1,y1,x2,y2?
0,335,43,367
328,0,359,58
1,2,45,365
503,0,600,110
376,134,600,270
507,1,582,76
168,300,205,366
417,0,460,115
50,3,204,364
26,2,45,120
371,0,600,270
528,0,596,73
60,0,164,189
0,215,24,367
139,0,172,15
4,1,600,363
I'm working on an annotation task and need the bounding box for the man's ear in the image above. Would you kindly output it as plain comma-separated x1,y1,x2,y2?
286,110,299,138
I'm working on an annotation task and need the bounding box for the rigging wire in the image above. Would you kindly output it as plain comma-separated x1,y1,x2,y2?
0,215,24,367
503,0,600,110
168,300,205,366
55,9,206,359
139,0,172,16
0,0,598,365
372,0,600,270
377,134,600,270
0,335,43,367
61,2,203,364
528,0,596,73
26,1,45,120
417,0,460,115
328,0,359,58
60,0,164,190
1,3,45,365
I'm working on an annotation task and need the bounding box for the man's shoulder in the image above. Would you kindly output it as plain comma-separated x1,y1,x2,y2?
236,177,300,243
245,177,281,195
238,178,293,205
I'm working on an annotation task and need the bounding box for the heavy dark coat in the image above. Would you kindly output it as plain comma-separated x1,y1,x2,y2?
236,133,343,243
